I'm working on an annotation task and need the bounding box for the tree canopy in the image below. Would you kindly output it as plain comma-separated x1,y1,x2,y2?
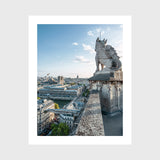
54,103,60,109
51,123,69,136
70,82,76,86
82,89,90,97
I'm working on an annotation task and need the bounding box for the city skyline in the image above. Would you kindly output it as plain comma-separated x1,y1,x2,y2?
38,24,123,78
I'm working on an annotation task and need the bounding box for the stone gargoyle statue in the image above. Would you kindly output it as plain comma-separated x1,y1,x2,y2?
95,37,122,73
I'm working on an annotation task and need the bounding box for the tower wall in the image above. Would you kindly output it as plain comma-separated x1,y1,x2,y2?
99,81,123,114
89,70,123,115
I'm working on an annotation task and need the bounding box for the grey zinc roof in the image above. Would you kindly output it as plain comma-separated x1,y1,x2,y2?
88,73,112,81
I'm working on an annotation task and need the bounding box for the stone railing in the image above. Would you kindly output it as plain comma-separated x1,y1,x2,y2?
75,92,104,136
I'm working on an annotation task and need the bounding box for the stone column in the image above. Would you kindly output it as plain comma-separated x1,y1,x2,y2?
108,83,112,112
121,83,123,111
99,83,111,113
117,82,121,110
115,83,119,108
111,83,116,109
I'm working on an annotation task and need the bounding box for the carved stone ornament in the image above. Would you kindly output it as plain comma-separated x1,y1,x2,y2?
95,38,122,74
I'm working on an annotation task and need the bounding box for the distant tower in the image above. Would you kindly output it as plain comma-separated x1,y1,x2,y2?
58,76,64,85
77,75,79,79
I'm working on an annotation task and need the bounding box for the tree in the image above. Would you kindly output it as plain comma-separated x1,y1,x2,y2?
82,89,90,97
51,124,58,136
86,89,90,97
58,123,69,136
57,128,62,136
70,82,76,86
50,123,69,136
51,123,57,129
54,103,60,109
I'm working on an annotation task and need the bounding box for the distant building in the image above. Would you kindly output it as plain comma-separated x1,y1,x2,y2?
59,100,85,129
66,101,84,111
39,85,83,100
67,85,83,93
58,76,64,85
63,78,72,84
37,99,55,135
43,77,57,85
59,114,74,128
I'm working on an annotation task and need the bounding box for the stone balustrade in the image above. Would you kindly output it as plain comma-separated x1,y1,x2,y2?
75,92,105,136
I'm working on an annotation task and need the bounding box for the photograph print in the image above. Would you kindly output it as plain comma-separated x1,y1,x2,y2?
37,23,123,136
28,16,132,144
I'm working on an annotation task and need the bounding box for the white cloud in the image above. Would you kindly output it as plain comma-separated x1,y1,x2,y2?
38,71,48,77
115,40,122,45
101,31,105,35
87,31,94,36
82,44,95,54
72,42,78,46
106,27,111,32
95,28,105,39
96,28,101,33
115,43,123,57
74,56,90,63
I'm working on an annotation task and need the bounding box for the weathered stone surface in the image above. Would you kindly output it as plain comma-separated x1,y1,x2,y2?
95,38,122,73
88,69,123,114
75,92,105,136
89,70,123,82
88,73,110,81
99,82,123,114
88,37,123,114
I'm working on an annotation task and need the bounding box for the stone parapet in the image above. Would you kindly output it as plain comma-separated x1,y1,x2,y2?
110,70,123,81
88,70,123,82
75,92,105,136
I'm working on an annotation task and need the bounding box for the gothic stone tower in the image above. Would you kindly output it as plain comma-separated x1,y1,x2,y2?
88,38,123,115
58,76,64,85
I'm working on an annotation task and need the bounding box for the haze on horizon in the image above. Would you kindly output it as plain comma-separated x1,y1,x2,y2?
38,24,123,78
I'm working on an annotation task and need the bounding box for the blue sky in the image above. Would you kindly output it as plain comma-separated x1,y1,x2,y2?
38,24,123,78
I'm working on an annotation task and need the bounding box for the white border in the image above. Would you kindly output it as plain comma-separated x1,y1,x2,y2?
28,16,132,145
